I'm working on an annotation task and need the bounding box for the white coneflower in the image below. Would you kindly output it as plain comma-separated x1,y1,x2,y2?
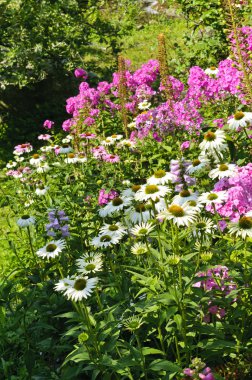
77,153,87,163
138,100,151,110
54,277,72,293
147,198,167,213
147,170,177,185
127,121,136,129
198,191,228,206
41,145,55,153
122,184,142,198
99,196,132,217
117,139,136,148
17,215,35,228
99,222,127,237
6,161,17,169
91,234,121,248
135,184,171,202
186,158,210,174
122,179,131,186
158,203,197,227
173,189,199,206
199,130,227,154
229,216,252,239
76,252,103,266
24,199,34,208
190,217,215,240
205,67,219,76
209,163,237,179
101,137,115,146
130,222,155,237
14,156,24,162
36,239,66,259
77,257,103,275
131,242,148,255
227,111,252,131
37,162,50,173
64,276,98,301
125,203,153,224
64,153,78,164
30,154,44,166
59,144,73,154
35,185,49,196
110,134,123,141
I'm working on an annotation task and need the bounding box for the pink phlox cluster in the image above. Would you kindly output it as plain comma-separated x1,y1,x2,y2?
98,189,119,206
159,75,184,100
210,163,252,221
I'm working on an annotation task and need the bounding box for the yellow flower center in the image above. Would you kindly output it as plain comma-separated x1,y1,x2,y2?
132,185,141,192
192,159,201,167
46,243,57,252
112,197,123,206
234,111,245,120
74,278,87,291
204,131,216,141
219,164,228,171
180,190,191,197
33,154,40,159
145,185,159,194
109,224,119,231
169,205,184,217
207,193,218,200
68,153,75,158
238,216,252,229
154,170,166,178
135,203,146,212
85,264,96,271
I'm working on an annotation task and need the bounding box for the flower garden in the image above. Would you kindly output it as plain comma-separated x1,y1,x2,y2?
1,7,252,380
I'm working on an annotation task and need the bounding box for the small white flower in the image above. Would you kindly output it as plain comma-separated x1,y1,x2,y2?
227,111,252,131
131,222,155,237
35,186,49,196
14,156,24,162
147,170,177,185
117,139,136,148
122,180,131,186
127,121,136,129
190,217,215,240
209,163,237,179
64,276,98,302
205,67,219,76
229,216,252,239
76,252,103,266
125,204,153,224
138,100,151,110
135,184,171,202
158,203,197,227
64,153,78,164
173,189,199,206
131,242,148,255
77,153,87,163
199,130,227,154
101,137,115,146
29,154,45,166
54,277,73,293
36,239,66,259
6,161,17,169
77,258,103,275
37,162,50,173
109,134,123,141
198,191,228,205
59,145,73,154
186,158,210,174
99,196,132,217
91,234,121,248
17,215,35,228
99,222,127,237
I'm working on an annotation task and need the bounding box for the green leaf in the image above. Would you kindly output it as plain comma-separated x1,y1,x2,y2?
142,347,164,356
149,359,181,373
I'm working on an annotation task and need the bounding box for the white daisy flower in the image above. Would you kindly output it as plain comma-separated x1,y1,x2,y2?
99,196,132,218
125,203,153,224
205,67,219,76
135,184,171,202
35,185,49,196
99,222,127,237
101,137,115,146
62,137,72,144
130,222,155,237
29,154,45,166
14,156,24,162
147,170,177,185
36,239,66,259
37,162,50,173
186,158,210,174
91,234,121,248
64,153,78,164
173,189,199,206
76,252,103,267
138,100,151,110
199,130,227,154
229,216,252,239
54,277,73,293
198,191,228,205
40,145,55,153
6,161,17,169
122,185,142,198
110,134,123,141
209,163,237,179
64,276,98,302
77,257,103,275
59,144,73,154
77,153,87,163
227,111,252,131
127,121,136,129
158,203,197,227
122,180,131,186
190,217,215,240
117,139,136,148
24,199,34,208
17,215,36,228
131,242,148,255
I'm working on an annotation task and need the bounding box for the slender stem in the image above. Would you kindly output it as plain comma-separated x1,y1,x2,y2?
136,334,148,380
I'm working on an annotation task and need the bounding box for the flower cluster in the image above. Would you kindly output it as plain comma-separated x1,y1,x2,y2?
46,209,70,238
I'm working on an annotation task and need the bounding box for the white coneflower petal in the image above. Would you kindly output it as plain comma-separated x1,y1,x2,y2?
17,215,36,228
209,163,237,179
199,130,227,154
229,216,252,239
186,158,210,174
64,276,98,301
227,111,252,131
91,234,121,248
158,203,197,227
205,67,219,76
35,186,49,196
99,222,127,237
125,203,153,224
147,170,177,185
77,258,103,274
198,191,228,205
173,189,198,206
135,184,171,202
99,196,132,217
131,242,148,255
36,239,66,259
130,222,155,237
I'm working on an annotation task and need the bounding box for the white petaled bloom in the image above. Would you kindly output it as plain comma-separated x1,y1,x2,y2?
245,210,252,217
64,276,98,302
229,216,252,239
147,198,167,213
54,277,73,293
76,252,103,267
190,217,215,240
17,215,35,228
101,137,115,146
147,170,177,185
37,162,50,173
186,158,210,174
77,258,103,275
117,139,136,148
131,242,148,255
62,137,72,144
135,184,171,202
131,222,155,237
14,156,24,162
173,189,199,206
110,134,123,141
158,203,198,227
205,67,219,76
59,144,73,154
99,196,132,218
138,100,151,110
198,190,228,205
36,239,66,259
24,199,34,208
64,153,78,164
209,163,237,179
122,180,131,186
6,161,17,169
41,145,55,153
199,130,227,154
227,111,252,131
29,154,45,166
35,185,49,196
128,121,136,129
122,184,142,198
91,233,121,248
99,222,127,237
77,153,87,163
125,203,153,224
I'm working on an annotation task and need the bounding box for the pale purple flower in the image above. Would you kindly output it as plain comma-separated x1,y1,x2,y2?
43,120,54,129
